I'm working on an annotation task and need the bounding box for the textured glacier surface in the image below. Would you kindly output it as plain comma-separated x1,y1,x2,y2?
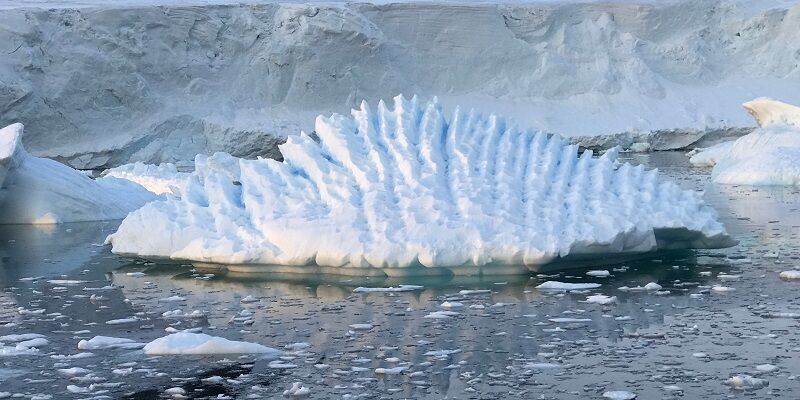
107,96,733,274
1,0,799,168
0,123,156,224
690,98,800,186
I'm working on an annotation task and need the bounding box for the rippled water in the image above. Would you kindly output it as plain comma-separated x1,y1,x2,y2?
0,152,799,399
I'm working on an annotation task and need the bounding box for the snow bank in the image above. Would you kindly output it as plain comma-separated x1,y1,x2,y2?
1,1,799,168
690,99,800,186
0,124,157,224
108,96,733,274
143,332,281,355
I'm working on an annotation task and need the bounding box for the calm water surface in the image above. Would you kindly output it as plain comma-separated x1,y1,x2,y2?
0,152,799,399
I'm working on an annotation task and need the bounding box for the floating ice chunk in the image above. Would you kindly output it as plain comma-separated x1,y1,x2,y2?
725,374,768,390
602,390,636,400
755,364,778,373
585,294,617,305
143,332,281,355
779,270,800,280
691,99,800,185
618,282,661,291
283,382,310,397
586,270,610,277
536,281,601,291
424,349,461,357
353,285,423,293
375,367,406,375
348,324,373,331
77,336,145,350
102,161,190,196
107,96,732,273
0,333,45,342
711,285,735,292
0,123,157,224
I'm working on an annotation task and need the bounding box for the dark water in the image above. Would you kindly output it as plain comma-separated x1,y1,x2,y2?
1,152,799,399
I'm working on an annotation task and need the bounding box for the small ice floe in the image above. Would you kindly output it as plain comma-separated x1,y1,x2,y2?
779,270,800,280
58,367,90,376
586,270,610,277
618,282,661,291
522,362,563,370
125,272,146,277
717,273,741,281
440,301,463,309
662,385,683,393
105,317,138,325
283,382,310,397
548,317,591,323
424,311,459,319
602,390,636,399
348,324,373,331
143,332,281,355
755,364,778,373
159,296,186,302
458,290,491,295
162,310,204,318
46,280,86,285
164,387,186,397
269,360,298,369
725,374,768,390
284,342,311,351
424,349,461,357
240,295,259,303
375,367,406,375
536,281,601,291
585,294,617,305
77,336,145,350
711,285,735,292
353,285,423,293
0,334,48,356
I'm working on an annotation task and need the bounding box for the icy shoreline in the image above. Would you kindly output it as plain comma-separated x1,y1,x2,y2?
0,0,798,168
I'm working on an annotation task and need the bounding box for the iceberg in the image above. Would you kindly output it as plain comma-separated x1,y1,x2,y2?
0,123,157,224
107,96,733,275
690,98,800,185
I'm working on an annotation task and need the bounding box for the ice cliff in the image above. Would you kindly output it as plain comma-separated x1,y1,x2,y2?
0,123,156,224
1,0,799,168
107,96,734,274
690,98,800,186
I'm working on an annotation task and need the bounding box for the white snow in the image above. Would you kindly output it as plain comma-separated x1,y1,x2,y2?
0,123,158,224
108,96,732,273
690,99,800,186
142,332,281,355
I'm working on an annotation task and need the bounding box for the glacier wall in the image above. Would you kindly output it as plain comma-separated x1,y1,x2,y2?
1,0,799,168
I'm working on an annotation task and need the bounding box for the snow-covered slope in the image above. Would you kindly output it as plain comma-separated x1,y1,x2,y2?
0,123,157,224
690,99,800,186
0,0,798,168
107,96,733,274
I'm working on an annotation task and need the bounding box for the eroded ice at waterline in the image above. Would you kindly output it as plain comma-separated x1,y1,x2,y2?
107,96,734,274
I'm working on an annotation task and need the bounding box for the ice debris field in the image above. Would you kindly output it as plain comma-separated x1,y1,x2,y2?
105,96,734,273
